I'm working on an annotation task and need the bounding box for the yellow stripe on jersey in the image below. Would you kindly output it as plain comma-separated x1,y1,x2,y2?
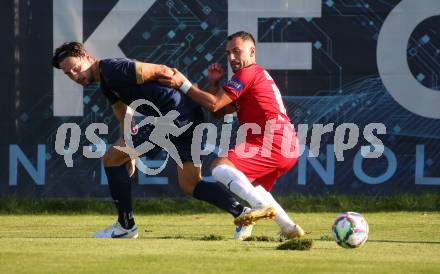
135,62,144,84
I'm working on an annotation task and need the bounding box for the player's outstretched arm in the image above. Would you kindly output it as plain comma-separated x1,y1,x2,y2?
137,62,174,83
157,68,233,113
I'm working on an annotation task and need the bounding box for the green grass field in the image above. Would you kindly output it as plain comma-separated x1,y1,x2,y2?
0,212,439,274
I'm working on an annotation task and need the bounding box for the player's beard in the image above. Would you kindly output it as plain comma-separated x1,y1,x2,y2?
77,77,89,86
85,73,94,85
82,62,99,86
231,60,253,72
230,62,241,72
81,71,96,86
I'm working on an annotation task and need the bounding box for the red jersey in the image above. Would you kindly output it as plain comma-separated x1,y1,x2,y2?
223,64,298,191
222,64,291,132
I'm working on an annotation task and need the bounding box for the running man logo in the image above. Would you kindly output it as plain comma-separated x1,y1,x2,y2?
115,99,193,175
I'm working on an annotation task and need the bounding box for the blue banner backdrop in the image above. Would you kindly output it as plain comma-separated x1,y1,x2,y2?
1,0,440,197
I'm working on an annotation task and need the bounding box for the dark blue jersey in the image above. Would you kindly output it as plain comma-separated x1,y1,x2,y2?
99,58,199,120
99,58,204,162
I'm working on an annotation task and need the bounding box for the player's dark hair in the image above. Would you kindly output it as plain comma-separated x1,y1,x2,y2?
52,42,88,69
227,31,256,45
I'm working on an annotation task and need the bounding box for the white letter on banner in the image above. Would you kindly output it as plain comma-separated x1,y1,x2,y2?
53,0,157,116
228,0,321,76
377,0,440,119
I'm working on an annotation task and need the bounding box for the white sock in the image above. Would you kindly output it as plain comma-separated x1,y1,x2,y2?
255,185,295,228
212,164,268,208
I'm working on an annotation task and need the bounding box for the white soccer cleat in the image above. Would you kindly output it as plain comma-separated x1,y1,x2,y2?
234,206,276,226
280,224,305,239
231,224,254,240
93,222,139,239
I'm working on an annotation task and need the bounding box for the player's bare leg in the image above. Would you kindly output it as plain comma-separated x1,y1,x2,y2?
104,137,136,175
176,161,202,195
211,157,276,226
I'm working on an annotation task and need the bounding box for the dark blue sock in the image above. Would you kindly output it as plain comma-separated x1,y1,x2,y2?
193,180,244,218
104,165,135,229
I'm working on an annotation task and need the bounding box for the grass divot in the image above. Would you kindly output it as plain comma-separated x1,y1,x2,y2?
243,235,280,242
276,239,313,251
200,234,224,241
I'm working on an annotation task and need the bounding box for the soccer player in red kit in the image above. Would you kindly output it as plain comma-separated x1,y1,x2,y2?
158,31,304,239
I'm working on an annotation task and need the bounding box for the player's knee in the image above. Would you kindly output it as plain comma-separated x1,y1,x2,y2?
177,162,202,195
209,158,223,172
102,152,113,167
210,158,233,173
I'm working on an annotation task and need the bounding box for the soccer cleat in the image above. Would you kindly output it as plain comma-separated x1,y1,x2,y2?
231,224,254,240
93,222,139,239
280,224,305,239
234,206,276,226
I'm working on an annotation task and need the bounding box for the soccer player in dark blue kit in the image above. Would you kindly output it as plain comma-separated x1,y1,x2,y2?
52,42,251,239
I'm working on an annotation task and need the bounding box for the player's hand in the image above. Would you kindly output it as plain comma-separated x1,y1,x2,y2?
157,68,187,89
208,63,225,84
154,65,173,79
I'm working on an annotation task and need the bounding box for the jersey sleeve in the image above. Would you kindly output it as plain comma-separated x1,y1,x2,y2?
100,58,144,88
222,67,254,101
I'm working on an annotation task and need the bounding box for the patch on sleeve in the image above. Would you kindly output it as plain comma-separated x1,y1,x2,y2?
226,78,245,93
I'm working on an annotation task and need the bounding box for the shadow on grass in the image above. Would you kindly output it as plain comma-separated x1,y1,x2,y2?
3,237,439,245
0,236,92,239
314,238,440,245
153,234,225,241
368,239,440,245
154,235,186,240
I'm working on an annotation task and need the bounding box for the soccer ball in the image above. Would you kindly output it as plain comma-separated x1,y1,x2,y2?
332,212,369,248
